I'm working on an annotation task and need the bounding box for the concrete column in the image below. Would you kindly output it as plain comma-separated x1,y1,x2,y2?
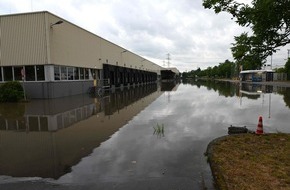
44,65,55,81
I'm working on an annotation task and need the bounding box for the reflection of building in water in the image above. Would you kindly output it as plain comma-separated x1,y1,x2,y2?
104,84,158,115
0,84,164,179
160,82,180,103
161,81,180,91
240,83,274,98
239,83,273,118
0,84,159,132
0,96,98,132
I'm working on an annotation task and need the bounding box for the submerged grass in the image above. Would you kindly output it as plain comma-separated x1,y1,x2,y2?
207,133,290,190
153,123,164,137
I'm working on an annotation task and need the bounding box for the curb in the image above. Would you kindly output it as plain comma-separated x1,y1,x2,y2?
205,135,229,190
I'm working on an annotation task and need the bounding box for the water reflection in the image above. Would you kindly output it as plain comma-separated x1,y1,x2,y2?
160,81,180,91
1,80,290,189
0,84,162,179
184,79,290,133
240,83,273,96
186,79,290,108
57,82,215,189
277,87,290,109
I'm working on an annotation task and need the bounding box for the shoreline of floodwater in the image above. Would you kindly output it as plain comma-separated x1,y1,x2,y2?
205,133,290,190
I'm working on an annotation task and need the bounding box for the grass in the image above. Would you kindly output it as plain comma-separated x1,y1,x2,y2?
153,123,164,137
207,133,290,190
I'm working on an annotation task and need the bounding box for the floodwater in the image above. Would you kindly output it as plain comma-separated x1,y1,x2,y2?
0,81,290,190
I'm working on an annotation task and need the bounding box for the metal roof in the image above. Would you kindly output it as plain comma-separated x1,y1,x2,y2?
240,70,274,74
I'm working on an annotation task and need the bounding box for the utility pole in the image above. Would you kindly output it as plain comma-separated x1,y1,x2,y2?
162,60,166,67
166,53,171,68
270,54,273,69
288,49,290,59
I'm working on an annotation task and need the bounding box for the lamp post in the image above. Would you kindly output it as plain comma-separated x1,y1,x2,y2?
141,59,146,70
121,50,127,66
50,20,63,28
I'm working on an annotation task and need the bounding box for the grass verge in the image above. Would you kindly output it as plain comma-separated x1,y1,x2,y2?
206,133,290,190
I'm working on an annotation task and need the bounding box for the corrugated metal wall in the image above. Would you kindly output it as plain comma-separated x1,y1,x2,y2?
0,11,163,74
48,13,102,69
47,12,162,72
0,12,47,66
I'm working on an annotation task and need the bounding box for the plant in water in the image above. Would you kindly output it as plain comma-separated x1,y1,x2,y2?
153,123,165,137
0,81,24,102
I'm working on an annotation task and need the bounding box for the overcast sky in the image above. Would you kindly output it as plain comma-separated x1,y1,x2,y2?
1,0,289,72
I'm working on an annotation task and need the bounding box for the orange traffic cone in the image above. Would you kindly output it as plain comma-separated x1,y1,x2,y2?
256,116,264,134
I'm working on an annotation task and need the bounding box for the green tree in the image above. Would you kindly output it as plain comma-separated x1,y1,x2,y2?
285,58,290,80
203,0,290,67
275,67,285,73
205,67,213,78
231,33,264,70
195,67,201,77
212,66,218,78
218,60,234,78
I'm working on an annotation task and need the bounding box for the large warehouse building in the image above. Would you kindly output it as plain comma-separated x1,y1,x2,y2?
0,11,175,99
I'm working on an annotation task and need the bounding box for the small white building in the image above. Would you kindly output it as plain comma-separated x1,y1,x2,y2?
240,70,274,82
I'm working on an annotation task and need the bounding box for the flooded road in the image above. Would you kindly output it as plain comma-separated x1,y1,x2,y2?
1,81,290,189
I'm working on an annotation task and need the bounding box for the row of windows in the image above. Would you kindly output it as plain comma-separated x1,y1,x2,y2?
0,104,96,132
0,66,45,82
0,65,97,82
54,66,94,81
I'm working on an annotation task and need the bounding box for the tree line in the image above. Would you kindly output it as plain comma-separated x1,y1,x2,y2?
182,60,237,79
183,58,290,80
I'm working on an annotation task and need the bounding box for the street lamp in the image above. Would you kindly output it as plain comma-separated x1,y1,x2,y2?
121,50,128,66
50,20,63,28
140,59,146,70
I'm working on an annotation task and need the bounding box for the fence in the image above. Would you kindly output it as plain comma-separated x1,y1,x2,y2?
273,73,287,81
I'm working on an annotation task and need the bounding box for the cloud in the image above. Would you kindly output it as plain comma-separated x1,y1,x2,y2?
0,0,288,72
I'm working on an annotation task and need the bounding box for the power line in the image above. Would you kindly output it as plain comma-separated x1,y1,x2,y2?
166,53,171,68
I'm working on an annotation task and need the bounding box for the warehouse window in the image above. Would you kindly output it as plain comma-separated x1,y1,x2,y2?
68,67,74,80
92,69,97,79
36,66,45,81
52,66,93,81
25,66,36,81
54,66,60,80
61,66,67,80
0,67,2,81
84,68,89,79
80,68,84,80
74,67,80,80
14,66,23,81
3,67,13,81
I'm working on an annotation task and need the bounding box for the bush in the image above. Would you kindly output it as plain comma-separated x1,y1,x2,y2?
285,58,290,80
0,81,24,102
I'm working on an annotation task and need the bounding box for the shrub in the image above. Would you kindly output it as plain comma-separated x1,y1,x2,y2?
0,81,24,102
285,58,290,80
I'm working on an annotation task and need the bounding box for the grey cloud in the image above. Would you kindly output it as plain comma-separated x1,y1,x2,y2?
105,0,239,68
2,0,273,72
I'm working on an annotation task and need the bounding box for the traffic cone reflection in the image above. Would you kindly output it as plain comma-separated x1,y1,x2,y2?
256,116,264,135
